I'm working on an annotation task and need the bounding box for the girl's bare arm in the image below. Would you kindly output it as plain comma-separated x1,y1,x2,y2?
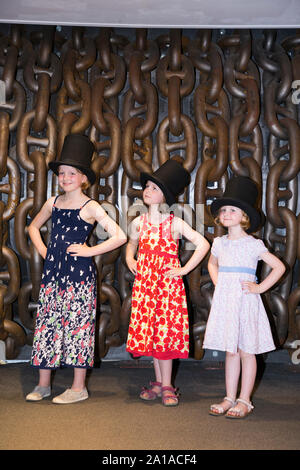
125,217,140,275
207,254,219,286
67,201,127,257
28,197,55,259
242,251,285,294
165,217,210,278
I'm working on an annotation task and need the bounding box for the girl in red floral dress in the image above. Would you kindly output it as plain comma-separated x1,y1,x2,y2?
126,160,209,406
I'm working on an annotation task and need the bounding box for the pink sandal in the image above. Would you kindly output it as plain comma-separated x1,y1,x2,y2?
140,381,162,401
161,386,179,407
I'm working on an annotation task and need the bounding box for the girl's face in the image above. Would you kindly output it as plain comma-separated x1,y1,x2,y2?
218,205,244,228
58,165,87,192
143,181,165,205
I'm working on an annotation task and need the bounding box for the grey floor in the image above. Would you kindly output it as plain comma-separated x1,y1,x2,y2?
1,350,300,451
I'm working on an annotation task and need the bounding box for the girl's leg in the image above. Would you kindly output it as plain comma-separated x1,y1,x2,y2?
151,357,163,393
153,357,161,382
158,359,178,405
158,358,172,387
239,350,257,401
71,367,87,391
153,358,174,393
38,369,52,387
210,351,241,413
227,350,256,416
148,357,163,394
225,351,241,401
139,358,162,400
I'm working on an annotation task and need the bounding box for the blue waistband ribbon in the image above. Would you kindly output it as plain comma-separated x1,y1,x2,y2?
218,266,256,275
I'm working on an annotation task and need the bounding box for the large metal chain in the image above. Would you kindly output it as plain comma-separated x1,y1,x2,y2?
0,25,299,360
254,31,300,350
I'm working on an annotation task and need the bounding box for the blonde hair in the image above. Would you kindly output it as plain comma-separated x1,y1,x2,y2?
214,209,250,231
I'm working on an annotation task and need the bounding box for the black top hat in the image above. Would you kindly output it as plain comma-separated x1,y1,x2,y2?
210,176,262,233
49,134,96,185
140,159,190,207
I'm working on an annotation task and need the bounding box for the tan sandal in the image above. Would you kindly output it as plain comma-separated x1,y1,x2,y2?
226,398,254,419
209,396,236,416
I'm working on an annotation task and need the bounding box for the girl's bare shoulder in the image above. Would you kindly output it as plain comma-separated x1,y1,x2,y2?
128,214,144,240
44,196,57,211
171,215,192,230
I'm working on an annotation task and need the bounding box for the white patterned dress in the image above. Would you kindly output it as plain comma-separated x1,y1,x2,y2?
203,235,275,355
31,196,97,369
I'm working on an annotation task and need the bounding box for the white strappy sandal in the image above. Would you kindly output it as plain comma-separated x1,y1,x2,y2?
209,396,236,416
226,398,254,419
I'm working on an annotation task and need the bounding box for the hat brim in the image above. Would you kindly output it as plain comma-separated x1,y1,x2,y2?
210,197,263,233
140,172,176,206
49,160,96,185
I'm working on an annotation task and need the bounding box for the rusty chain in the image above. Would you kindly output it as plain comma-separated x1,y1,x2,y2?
0,25,299,361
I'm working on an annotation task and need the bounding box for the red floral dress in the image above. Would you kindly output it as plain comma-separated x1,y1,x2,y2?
126,213,189,359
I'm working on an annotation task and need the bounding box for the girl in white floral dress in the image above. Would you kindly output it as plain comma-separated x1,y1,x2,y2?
203,176,285,418
26,134,126,404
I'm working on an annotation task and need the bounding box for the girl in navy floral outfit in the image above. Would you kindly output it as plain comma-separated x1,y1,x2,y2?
26,134,126,404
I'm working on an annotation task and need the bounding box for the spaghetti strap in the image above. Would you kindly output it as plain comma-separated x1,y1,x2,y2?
159,213,174,239
80,199,93,210
53,195,60,207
